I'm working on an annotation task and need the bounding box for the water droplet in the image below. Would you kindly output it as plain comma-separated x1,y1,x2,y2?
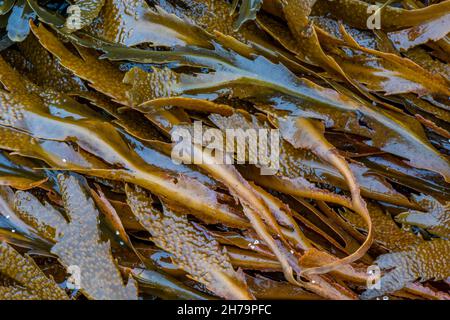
254,240,259,245
62,158,67,163
290,250,294,254
11,229,15,233
249,245,256,250
119,241,124,246
6,215,10,219
115,231,120,236
383,296,389,300
311,280,316,284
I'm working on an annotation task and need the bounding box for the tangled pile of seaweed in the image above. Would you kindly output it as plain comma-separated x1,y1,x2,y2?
0,0,449,300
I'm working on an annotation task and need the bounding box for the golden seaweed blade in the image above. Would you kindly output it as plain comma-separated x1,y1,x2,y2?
0,0,449,301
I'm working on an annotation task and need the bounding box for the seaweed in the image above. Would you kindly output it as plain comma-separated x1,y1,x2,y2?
0,0,448,301
361,239,450,299
231,0,263,31
396,195,450,238
0,242,68,299
125,184,253,299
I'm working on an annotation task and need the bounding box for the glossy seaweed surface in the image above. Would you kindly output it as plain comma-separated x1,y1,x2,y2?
0,0,449,300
